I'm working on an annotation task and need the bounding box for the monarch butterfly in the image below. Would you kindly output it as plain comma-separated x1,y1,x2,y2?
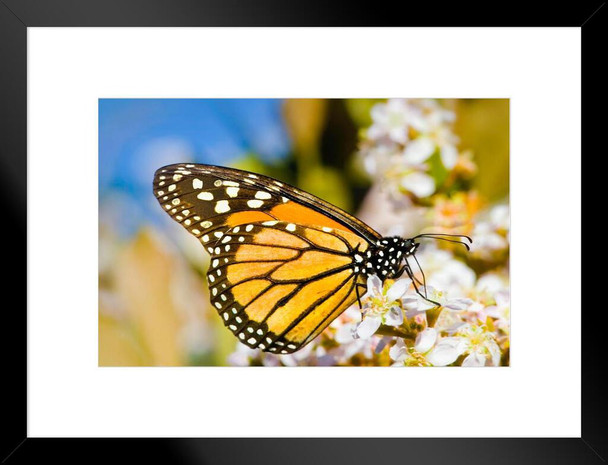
153,163,470,354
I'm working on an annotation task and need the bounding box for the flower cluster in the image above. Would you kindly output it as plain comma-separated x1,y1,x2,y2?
359,99,474,201
228,98,510,367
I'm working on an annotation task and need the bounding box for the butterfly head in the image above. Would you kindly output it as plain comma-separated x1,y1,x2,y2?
400,238,420,256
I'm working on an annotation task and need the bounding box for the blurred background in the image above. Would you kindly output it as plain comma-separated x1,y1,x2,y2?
99,98,509,366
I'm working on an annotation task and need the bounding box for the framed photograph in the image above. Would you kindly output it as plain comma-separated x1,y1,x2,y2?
3,1,601,463
98,97,510,368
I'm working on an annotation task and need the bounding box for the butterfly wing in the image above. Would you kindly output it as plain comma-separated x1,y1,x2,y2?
207,221,365,353
153,163,378,352
153,163,382,244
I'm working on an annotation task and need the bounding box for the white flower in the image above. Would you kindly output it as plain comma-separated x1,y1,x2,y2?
389,329,436,366
481,290,510,334
470,204,510,258
456,324,502,366
389,328,468,367
355,275,411,339
329,306,378,362
367,99,425,144
359,99,466,202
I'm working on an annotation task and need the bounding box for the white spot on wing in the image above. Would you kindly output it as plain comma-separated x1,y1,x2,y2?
255,191,272,200
247,199,264,208
197,192,214,201
226,187,239,198
215,200,230,213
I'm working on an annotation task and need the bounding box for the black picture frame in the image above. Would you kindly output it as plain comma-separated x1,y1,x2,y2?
1,1,603,463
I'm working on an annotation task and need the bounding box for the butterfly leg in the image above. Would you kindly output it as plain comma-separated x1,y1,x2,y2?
356,283,362,309
397,264,425,287
404,266,441,308
355,281,368,310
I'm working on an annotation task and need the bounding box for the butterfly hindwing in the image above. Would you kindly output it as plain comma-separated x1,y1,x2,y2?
205,221,366,353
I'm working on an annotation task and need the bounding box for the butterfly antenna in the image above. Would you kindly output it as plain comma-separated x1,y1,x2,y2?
411,253,429,299
413,233,472,251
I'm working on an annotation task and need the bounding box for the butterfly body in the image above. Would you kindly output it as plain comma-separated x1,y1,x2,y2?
354,237,420,281
153,163,469,354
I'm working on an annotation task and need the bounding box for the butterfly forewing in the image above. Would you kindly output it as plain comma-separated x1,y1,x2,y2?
153,164,289,243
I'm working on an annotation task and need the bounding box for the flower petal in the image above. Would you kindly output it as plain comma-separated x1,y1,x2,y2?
385,306,404,326
375,336,392,354
414,328,437,353
386,278,411,302
487,340,502,366
426,337,467,366
335,322,357,344
389,127,409,145
367,274,383,296
444,298,473,311
355,314,382,339
389,338,408,362
402,295,420,311
462,352,486,367
400,172,436,198
403,137,435,164
440,144,458,169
